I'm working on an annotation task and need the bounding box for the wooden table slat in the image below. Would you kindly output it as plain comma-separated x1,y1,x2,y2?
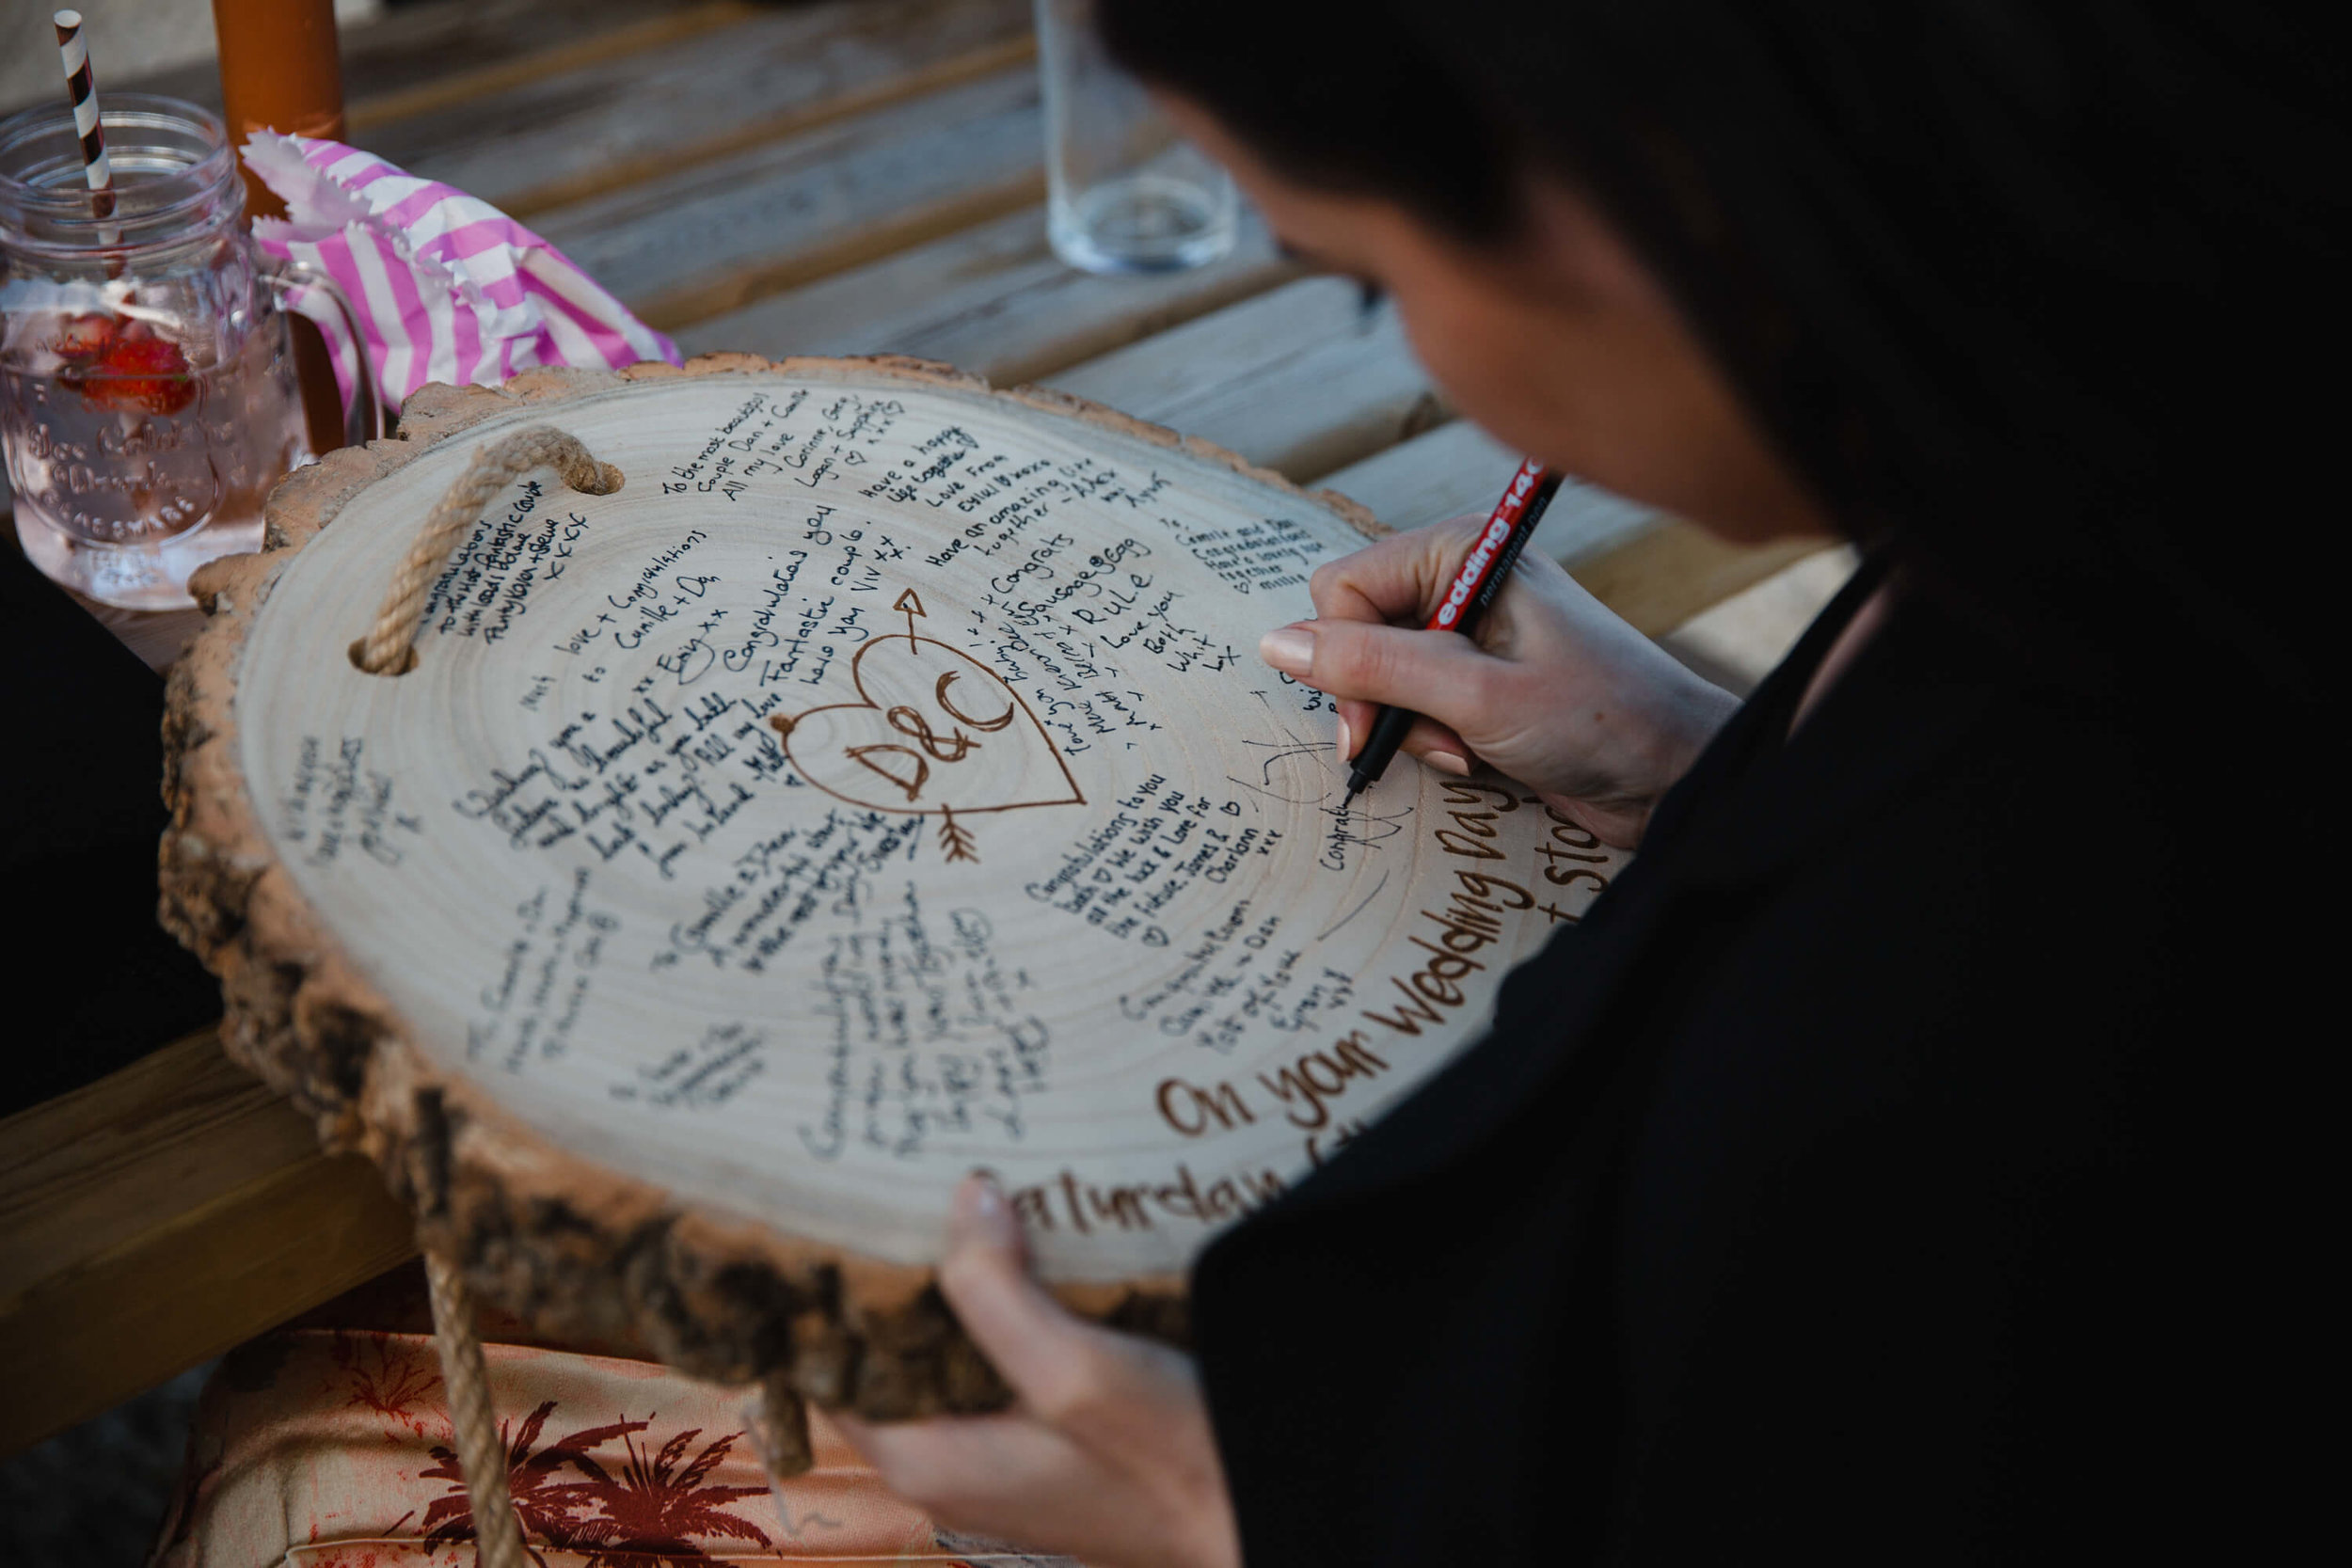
0,1033,414,1455
675,204,1298,388
1310,412,1834,634
345,0,770,138
1046,277,1449,483
360,0,1032,219
1658,546,1858,694
0,1032,308,1295
1313,418,1523,530
1313,417,1658,563
536,66,1045,328
17,0,728,119
0,1149,415,1456
1576,528,1833,638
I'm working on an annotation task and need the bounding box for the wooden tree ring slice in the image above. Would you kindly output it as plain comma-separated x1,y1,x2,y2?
170,358,1626,1390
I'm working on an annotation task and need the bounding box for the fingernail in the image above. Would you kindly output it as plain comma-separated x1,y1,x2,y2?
1258,624,1314,675
1425,749,1471,776
1337,715,1353,760
952,1172,1019,1256
961,1170,1005,1221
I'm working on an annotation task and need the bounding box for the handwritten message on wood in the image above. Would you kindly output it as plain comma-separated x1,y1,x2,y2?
230,368,1624,1283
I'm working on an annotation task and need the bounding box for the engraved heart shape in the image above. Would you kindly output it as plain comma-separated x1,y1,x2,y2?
772,632,1084,817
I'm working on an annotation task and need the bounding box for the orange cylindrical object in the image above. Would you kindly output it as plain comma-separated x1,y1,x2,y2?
211,0,346,218
212,0,347,450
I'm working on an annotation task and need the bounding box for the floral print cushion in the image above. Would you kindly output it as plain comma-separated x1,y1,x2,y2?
149,1329,1070,1567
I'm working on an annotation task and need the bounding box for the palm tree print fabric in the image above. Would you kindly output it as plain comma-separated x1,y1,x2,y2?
148,1329,1076,1566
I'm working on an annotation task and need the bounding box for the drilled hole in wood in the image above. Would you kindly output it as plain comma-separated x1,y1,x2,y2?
351,639,420,675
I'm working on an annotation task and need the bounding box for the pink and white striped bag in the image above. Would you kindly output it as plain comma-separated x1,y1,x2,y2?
240,132,681,416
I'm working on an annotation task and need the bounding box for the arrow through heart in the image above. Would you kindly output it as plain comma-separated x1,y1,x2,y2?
770,633,1085,820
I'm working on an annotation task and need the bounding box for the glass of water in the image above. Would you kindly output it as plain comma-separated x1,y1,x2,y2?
1034,0,1238,275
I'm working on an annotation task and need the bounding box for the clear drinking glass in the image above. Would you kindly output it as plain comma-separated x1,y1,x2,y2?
0,94,377,610
1034,0,1239,275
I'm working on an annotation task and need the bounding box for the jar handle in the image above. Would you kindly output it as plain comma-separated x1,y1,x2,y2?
261,258,387,448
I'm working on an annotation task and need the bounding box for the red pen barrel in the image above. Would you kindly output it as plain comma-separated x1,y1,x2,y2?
1344,458,1562,800
1427,459,1559,631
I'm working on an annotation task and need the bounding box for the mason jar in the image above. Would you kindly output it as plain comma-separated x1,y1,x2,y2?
0,93,375,610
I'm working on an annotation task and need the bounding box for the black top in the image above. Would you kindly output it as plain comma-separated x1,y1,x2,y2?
1193,559,2322,1560
1,541,220,1117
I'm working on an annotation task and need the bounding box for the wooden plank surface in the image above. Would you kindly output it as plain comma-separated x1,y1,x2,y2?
1658,546,1858,693
1047,277,1449,482
361,0,1032,218
1314,418,1522,530
1576,527,1832,637
1309,419,1827,633
98,0,734,118
1316,418,1660,562
540,66,1046,329
0,1032,415,1455
343,0,771,141
676,204,1296,387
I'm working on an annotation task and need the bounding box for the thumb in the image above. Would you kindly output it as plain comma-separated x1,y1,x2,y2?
1260,618,1502,721
936,1174,1087,1398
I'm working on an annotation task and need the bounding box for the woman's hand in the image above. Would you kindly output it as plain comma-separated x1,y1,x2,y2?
834,1176,1241,1568
1259,515,1740,847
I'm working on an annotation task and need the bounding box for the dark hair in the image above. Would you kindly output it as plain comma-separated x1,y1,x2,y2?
1102,2,2344,709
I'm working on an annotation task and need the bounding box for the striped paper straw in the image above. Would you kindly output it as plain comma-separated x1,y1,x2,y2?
53,9,119,244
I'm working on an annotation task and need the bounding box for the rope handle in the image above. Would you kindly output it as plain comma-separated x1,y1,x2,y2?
424,1248,532,1568
353,426,623,675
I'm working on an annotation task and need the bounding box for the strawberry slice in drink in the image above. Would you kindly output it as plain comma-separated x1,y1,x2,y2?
65,318,198,416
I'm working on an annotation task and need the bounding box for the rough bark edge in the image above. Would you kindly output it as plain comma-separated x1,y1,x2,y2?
158,354,1371,1411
